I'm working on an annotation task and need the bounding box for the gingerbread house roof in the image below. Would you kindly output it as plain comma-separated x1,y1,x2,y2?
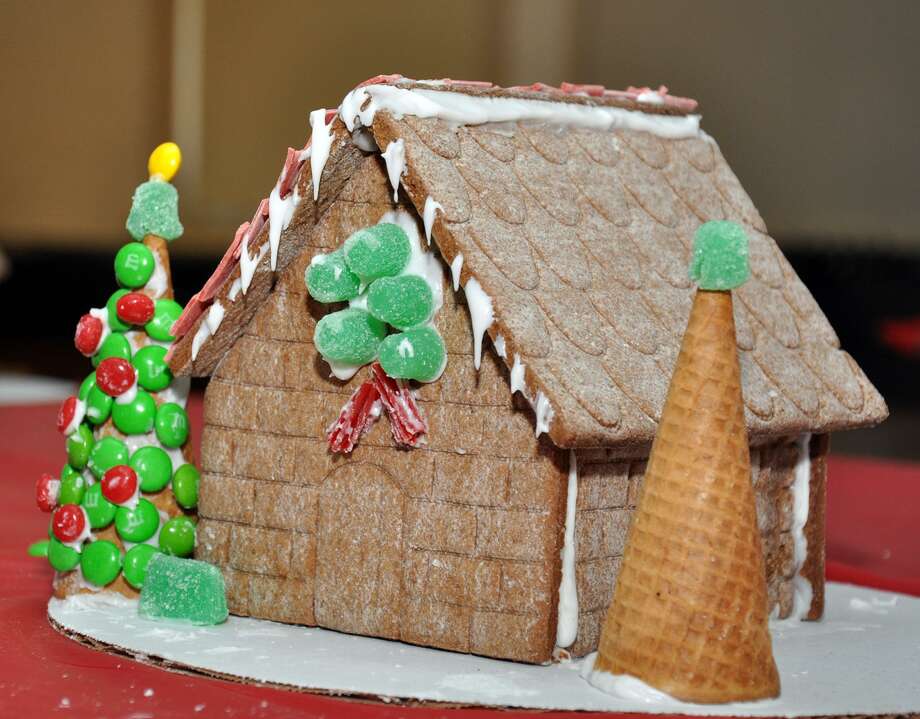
167,75,887,449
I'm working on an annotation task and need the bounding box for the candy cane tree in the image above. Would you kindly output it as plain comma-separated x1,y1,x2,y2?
31,144,199,595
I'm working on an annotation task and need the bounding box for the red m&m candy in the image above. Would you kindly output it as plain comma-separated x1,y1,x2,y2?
116,292,155,325
75,313,104,356
96,358,136,397
56,396,85,435
101,465,139,506
36,473,60,513
52,504,87,544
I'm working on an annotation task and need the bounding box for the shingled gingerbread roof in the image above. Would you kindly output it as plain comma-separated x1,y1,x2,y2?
167,76,887,449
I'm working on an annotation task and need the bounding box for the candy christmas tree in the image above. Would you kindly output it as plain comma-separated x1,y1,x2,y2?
32,143,199,596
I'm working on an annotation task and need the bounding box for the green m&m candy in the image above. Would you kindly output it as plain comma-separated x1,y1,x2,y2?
27,539,49,558
84,385,113,424
66,424,94,469
367,274,434,329
305,249,362,303
92,333,132,367
78,373,96,401
132,345,173,392
114,242,155,289
112,389,156,435
378,325,447,382
61,463,81,483
115,498,160,543
47,538,80,572
155,402,189,448
145,299,183,342
88,436,129,479
123,544,158,589
81,482,117,529
314,308,387,366
107,289,131,332
80,540,122,586
130,445,173,493
159,516,195,557
58,470,87,505
172,464,199,509
343,223,411,281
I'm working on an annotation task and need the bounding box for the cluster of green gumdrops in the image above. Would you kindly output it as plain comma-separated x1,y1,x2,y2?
306,222,446,382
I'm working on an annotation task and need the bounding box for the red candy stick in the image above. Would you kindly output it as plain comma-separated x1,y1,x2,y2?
116,292,155,325
101,465,138,506
96,357,136,397
326,380,381,454
370,362,428,448
74,313,104,356
52,504,86,543
36,473,60,513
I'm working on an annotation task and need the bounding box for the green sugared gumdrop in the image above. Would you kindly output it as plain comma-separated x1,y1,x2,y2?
689,221,750,291
305,249,361,302
114,242,155,289
66,424,94,469
378,325,446,382
172,464,200,509
123,544,159,589
92,333,132,368
115,499,160,543
48,538,80,572
343,223,411,281
82,482,117,529
138,553,228,625
80,540,122,586
85,385,113,424
367,275,434,329
107,289,131,331
112,389,157,435
126,180,184,242
145,299,183,342
155,402,189,448
88,436,129,479
58,471,87,505
314,308,386,366
159,516,196,557
132,345,173,392
130,445,173,493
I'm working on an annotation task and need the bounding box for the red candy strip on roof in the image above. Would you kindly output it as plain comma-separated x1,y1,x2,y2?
370,362,428,448
560,82,605,97
356,73,404,88
326,380,382,454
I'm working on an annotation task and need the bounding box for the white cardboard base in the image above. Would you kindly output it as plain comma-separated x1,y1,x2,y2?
49,582,920,716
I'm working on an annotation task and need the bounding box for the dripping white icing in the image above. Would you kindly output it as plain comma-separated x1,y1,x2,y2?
191,301,225,362
268,184,299,271
327,360,362,382
239,240,269,295
493,334,506,358
463,278,493,371
381,138,406,202
227,277,242,302
145,249,168,299
206,300,225,334
115,378,138,406
422,196,443,245
450,253,463,292
533,391,554,437
556,449,579,648
88,307,111,350
580,653,676,703
790,433,814,619
339,83,702,140
310,108,334,200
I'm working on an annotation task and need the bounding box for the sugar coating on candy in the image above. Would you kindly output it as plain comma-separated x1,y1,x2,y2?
314,308,387,366
305,250,361,302
689,220,750,291
139,553,228,625
367,275,434,329
343,223,411,281
126,180,184,242
378,326,447,382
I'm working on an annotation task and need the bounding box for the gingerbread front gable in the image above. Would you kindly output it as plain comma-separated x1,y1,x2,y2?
168,77,886,449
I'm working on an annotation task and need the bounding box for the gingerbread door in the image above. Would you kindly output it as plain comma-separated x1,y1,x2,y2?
314,462,405,639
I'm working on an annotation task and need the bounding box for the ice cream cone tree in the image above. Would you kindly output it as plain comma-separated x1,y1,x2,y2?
588,221,781,704
30,143,200,596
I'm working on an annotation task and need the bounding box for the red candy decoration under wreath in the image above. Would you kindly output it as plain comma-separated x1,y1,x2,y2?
370,362,428,448
96,357,136,397
101,465,138,506
36,473,59,513
116,292,155,325
326,381,381,454
52,504,87,543
74,313,104,356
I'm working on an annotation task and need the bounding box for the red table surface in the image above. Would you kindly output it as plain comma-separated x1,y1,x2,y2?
1,399,918,718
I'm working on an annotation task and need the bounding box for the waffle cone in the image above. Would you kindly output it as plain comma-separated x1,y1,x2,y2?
594,289,779,703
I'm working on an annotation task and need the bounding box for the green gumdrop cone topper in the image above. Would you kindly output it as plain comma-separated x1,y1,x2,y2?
689,221,750,291
126,179,184,242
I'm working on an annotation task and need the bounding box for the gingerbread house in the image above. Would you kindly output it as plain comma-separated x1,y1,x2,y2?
166,76,887,664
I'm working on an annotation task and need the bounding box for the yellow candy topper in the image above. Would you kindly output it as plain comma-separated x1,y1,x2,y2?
148,142,182,182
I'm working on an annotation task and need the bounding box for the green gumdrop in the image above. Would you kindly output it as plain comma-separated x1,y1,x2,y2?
84,385,113,425
138,554,228,625
133,345,173,392
145,299,183,342
48,538,80,572
159,516,196,557
82,482,117,529
80,540,123,586
88,436,129,479
92,333,132,367
378,326,446,382
314,308,386,365
126,180,184,242
112,389,157,435
114,242,155,289
66,424,94,469
78,373,96,401
28,539,49,558
107,289,131,331
58,471,87,505
123,544,159,589
155,402,189,448
689,220,750,291
343,223,411,281
115,499,160,543
305,249,362,302
172,464,200,509
130,445,173,493
367,275,434,329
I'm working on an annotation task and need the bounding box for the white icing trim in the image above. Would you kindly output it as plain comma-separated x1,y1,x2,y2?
381,138,406,202
327,360,362,382
636,90,665,106
463,278,493,371
88,308,111,352
580,653,675,703
556,449,579,648
493,334,506,359
191,301,225,362
227,277,242,302
206,300,225,334
339,84,702,139
533,391,554,438
123,431,185,472
268,185,300,271
422,196,442,245
239,240,269,296
310,109,334,200
790,433,814,619
510,354,526,394
450,253,463,292
115,378,138,406
145,249,169,299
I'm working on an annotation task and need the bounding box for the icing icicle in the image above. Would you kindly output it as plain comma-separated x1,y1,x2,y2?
463,278,493,370
381,139,406,202
422,196,442,245
191,301,225,362
533,391,554,437
556,449,579,648
310,109,334,201
510,354,526,394
450,253,464,292
268,185,300,271
790,433,814,619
